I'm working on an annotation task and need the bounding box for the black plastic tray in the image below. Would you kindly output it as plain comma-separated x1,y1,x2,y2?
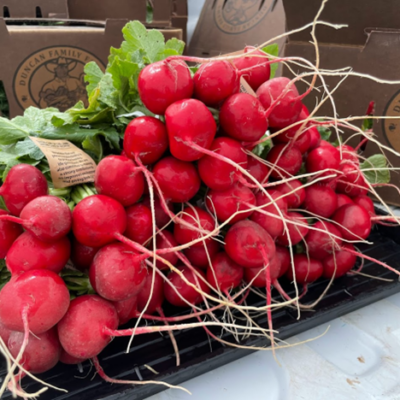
2,213,400,400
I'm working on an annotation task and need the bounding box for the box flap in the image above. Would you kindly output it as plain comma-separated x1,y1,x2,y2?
0,0,68,18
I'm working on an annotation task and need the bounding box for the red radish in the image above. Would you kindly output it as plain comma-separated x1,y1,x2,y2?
198,137,248,191
138,60,193,115
183,240,220,269
304,184,338,218
322,244,357,278
123,116,168,165
353,195,375,217
333,204,371,240
0,320,12,343
8,328,61,374
174,206,214,247
57,295,119,359
336,164,368,197
89,243,147,301
153,156,200,203
275,246,291,277
112,296,138,325
94,155,144,207
306,142,340,176
266,144,303,178
71,237,99,271
165,99,217,161
246,156,270,184
0,269,69,334
60,349,86,365
286,254,323,284
0,164,48,216
193,61,240,106
305,221,343,260
125,203,153,245
256,77,302,128
233,46,270,90
72,195,127,247
337,193,353,208
219,93,268,141
277,179,305,208
153,231,178,270
206,252,244,291
206,183,256,224
0,210,22,258
137,272,164,315
292,129,311,154
164,265,210,307
225,220,276,268
243,254,281,287
308,126,321,150
142,195,173,227
338,144,359,165
6,232,70,275
276,211,309,246
250,189,288,238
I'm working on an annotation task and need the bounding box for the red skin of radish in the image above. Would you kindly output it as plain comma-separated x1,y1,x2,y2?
8,328,61,374
291,129,311,154
308,126,321,150
60,349,86,365
353,195,375,217
219,93,268,142
306,143,340,176
233,46,271,91
286,254,323,284
277,179,305,208
138,60,193,115
333,204,371,240
266,144,303,178
338,144,359,165
250,189,288,238
89,243,147,301
153,231,178,271
142,195,173,227
123,116,168,165
165,99,217,162
153,156,201,203
183,240,220,269
304,184,338,218
112,296,138,326
337,194,354,208
71,237,99,272
164,265,210,308
243,253,282,287
336,164,368,197
57,294,119,359
246,156,270,184
206,184,256,224
225,220,276,268
0,320,12,343
0,269,69,334
198,137,248,191
72,195,127,248
137,272,164,315
206,252,244,291
0,210,22,258
174,206,214,248
276,211,309,246
193,61,240,107
256,77,302,129
322,244,357,279
6,232,70,275
94,155,144,207
275,246,291,278
0,164,48,216
305,221,343,260
125,203,153,245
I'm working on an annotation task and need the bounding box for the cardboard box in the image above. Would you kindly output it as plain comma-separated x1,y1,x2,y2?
188,0,286,57
282,0,400,205
0,0,68,18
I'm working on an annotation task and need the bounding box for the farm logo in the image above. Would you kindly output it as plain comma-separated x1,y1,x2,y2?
382,89,400,152
13,46,104,111
214,0,275,34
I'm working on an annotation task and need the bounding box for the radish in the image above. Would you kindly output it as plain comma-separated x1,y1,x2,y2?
198,137,248,191
0,164,48,216
225,220,276,268
246,156,270,184
308,126,321,150
305,221,342,260
0,269,69,334
338,144,359,165
165,99,217,161
113,295,138,326
277,179,305,208
71,237,99,271
193,61,240,107
275,246,291,278
233,46,270,90
303,184,338,218
276,211,309,246
256,77,302,128
0,210,22,258
94,155,144,207
183,240,220,269
124,116,168,165
6,232,70,275
125,203,153,245
138,60,193,115
219,93,268,141
322,244,357,278
286,254,323,284
137,272,164,315
306,142,340,176
153,231,178,270
336,193,353,208
206,183,256,224
89,243,147,301
142,195,173,227
266,143,303,178
153,156,200,203
57,294,119,359
0,320,12,343
60,349,86,365
336,164,368,197
353,195,375,217
291,129,311,154
333,203,371,240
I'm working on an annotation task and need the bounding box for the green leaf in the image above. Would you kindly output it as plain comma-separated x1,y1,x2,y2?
97,73,119,109
252,133,272,159
107,58,139,91
360,154,390,184
0,117,29,144
84,62,104,97
317,125,330,141
262,43,279,79
165,38,185,54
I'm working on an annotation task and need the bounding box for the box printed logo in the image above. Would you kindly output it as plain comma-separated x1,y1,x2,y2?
382,89,400,152
13,46,104,111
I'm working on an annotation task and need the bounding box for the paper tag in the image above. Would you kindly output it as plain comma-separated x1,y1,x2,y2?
29,137,97,189
240,76,257,97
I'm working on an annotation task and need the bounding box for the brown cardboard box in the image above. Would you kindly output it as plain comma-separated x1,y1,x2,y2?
282,0,400,205
0,0,68,18
188,0,286,57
